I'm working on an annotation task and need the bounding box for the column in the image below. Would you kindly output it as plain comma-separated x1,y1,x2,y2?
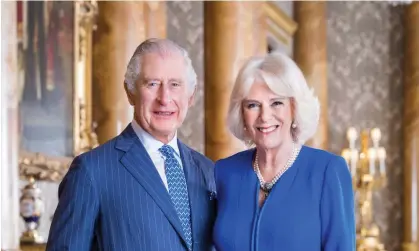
1,1,21,249
204,2,265,161
293,2,328,150
93,2,167,144
403,2,419,251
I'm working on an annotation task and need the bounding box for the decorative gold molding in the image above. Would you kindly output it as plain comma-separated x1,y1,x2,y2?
18,1,99,182
19,151,71,182
74,0,99,156
264,2,298,45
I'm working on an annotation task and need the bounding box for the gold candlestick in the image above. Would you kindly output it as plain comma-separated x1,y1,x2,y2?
341,127,387,251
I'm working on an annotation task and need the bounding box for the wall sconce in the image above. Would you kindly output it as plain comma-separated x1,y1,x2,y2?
341,127,387,251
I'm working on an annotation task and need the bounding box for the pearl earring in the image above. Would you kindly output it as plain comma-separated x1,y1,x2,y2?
291,123,297,129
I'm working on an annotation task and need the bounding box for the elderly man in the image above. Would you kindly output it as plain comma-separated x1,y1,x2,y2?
46,38,216,251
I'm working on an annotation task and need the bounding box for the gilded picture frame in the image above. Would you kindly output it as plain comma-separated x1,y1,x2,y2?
18,0,98,182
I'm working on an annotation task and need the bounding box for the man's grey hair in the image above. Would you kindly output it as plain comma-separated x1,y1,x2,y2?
124,38,197,94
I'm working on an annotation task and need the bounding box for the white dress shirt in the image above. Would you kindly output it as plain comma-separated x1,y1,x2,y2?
131,119,183,191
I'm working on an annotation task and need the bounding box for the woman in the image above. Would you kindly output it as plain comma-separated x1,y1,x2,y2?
213,52,355,251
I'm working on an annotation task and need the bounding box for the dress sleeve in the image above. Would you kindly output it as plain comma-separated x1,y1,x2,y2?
320,155,356,251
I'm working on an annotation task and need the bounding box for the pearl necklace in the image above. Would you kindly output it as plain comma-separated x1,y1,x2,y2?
253,144,301,198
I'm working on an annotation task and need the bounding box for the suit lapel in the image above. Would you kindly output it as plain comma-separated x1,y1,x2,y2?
178,140,203,245
116,125,188,246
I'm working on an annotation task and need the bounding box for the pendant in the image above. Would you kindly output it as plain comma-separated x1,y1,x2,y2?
261,184,272,193
265,182,274,191
260,185,271,198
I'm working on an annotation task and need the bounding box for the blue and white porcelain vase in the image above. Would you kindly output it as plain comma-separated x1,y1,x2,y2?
20,176,45,244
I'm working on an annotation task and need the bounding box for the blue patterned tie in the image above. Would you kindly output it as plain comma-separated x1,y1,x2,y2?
159,145,193,250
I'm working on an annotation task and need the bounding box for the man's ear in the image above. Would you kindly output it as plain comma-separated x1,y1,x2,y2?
188,86,197,108
124,82,135,106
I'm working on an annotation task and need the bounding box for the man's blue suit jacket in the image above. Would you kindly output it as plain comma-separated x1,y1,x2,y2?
46,124,217,251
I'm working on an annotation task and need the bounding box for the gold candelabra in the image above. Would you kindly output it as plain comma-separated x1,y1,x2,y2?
341,127,387,251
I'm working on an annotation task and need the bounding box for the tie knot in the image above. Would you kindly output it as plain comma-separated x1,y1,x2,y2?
159,145,175,158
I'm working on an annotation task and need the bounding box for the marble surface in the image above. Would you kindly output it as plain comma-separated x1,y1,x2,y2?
1,1,21,249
